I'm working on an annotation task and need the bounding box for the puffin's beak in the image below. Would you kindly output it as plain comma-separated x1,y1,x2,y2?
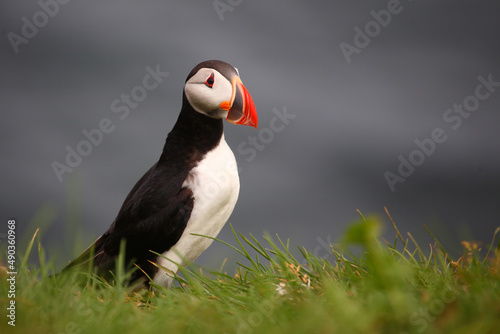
223,76,258,128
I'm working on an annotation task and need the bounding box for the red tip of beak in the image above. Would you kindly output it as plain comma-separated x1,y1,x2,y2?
226,77,258,128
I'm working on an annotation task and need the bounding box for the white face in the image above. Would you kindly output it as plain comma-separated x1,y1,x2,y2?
184,68,233,119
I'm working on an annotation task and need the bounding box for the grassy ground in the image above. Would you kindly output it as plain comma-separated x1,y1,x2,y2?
1,211,500,334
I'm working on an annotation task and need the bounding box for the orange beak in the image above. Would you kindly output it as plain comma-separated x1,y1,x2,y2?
222,76,258,128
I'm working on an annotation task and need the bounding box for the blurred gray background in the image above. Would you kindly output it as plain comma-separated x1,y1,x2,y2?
1,1,499,268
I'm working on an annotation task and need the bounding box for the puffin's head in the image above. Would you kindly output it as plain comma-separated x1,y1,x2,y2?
184,60,258,128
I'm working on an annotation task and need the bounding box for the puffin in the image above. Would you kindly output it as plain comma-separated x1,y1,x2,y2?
62,60,258,288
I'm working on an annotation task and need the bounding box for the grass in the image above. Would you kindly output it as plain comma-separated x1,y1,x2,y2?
1,210,500,334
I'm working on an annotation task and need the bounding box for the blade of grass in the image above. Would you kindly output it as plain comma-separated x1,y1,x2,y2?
356,209,367,223
190,233,246,258
20,228,39,270
407,231,426,263
274,234,298,262
385,207,406,247
482,227,500,265
424,225,450,262
239,233,271,262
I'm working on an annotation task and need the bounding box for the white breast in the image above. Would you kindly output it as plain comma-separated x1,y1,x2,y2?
152,135,240,287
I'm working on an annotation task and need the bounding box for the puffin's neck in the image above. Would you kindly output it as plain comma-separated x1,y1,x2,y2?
159,94,224,163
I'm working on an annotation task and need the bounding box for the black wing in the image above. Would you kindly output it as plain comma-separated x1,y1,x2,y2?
62,162,193,283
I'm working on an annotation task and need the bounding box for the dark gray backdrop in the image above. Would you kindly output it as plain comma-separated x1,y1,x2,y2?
2,0,499,268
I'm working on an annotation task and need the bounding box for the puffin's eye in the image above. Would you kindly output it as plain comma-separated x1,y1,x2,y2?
204,73,215,88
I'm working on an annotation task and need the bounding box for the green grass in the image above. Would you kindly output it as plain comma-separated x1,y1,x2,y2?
2,211,500,334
